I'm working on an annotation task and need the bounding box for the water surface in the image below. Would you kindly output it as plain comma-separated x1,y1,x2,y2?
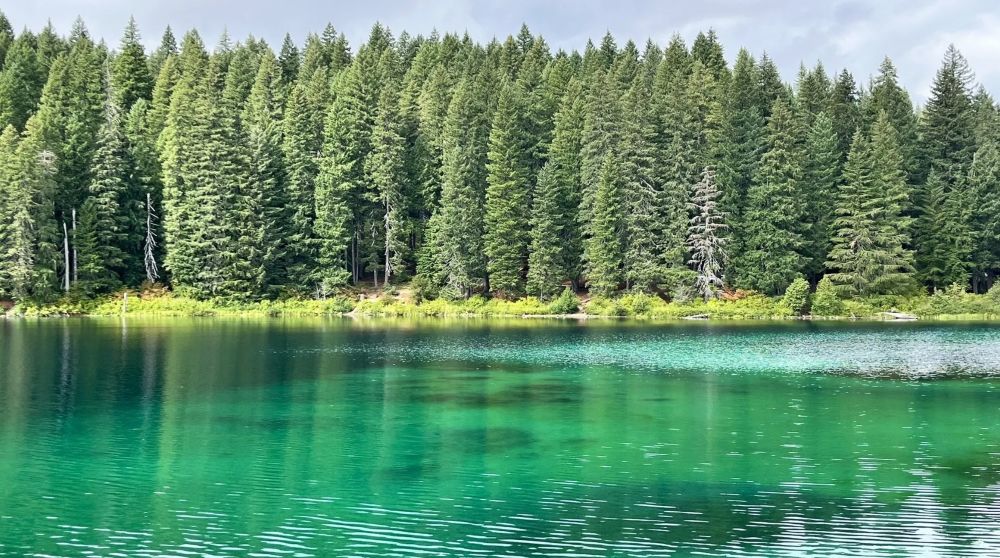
1,318,998,556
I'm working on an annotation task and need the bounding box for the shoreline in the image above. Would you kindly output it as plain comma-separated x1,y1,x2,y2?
4,289,999,322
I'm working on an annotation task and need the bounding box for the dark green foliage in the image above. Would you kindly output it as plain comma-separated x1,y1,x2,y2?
484,81,531,297
827,113,915,295
732,99,805,295
0,18,994,307
112,18,153,113
0,31,43,130
76,94,132,293
800,112,840,281
434,73,490,298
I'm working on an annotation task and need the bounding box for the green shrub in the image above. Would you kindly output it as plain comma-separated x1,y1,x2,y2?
810,277,843,316
548,287,579,314
987,282,1000,310
585,296,626,316
781,277,811,316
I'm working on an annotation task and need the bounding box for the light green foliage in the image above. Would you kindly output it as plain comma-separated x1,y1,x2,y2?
547,286,579,314
781,276,811,316
810,276,844,316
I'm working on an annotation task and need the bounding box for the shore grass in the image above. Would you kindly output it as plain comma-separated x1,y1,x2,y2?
4,284,1000,321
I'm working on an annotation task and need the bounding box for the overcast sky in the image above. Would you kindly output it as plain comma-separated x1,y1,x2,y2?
5,0,998,102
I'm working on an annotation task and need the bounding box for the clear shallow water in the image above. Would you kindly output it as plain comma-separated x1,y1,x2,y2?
1,318,998,557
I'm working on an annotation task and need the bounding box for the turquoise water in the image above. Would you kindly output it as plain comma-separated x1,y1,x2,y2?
1,318,998,556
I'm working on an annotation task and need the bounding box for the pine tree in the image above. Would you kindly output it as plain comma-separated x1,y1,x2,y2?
829,69,860,159
434,73,490,297
75,87,132,293
527,79,585,297
484,80,531,297
281,68,328,291
0,11,12,69
278,33,300,88
241,49,287,294
125,99,163,284
112,17,153,113
0,115,59,300
866,58,919,181
827,114,914,295
0,124,20,297
585,154,625,296
0,31,43,131
149,26,177,76
915,45,977,289
621,76,661,292
970,136,1000,291
716,49,765,277
733,99,805,294
315,64,368,290
687,167,728,300
365,49,408,285
800,112,840,282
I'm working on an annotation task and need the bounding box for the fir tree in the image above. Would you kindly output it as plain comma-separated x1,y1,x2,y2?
281,69,328,290
732,98,805,294
434,73,490,297
0,31,43,131
584,154,625,296
149,26,177,76
112,17,153,113
76,87,132,293
527,79,585,296
827,113,914,295
800,112,840,282
484,80,531,297
365,49,408,285
241,49,287,293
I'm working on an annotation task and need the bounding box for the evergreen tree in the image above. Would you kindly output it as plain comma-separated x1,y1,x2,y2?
124,99,163,283
112,17,153,113
434,73,490,297
970,136,1000,291
827,113,914,295
732,99,805,294
829,69,860,158
0,115,59,300
76,89,132,293
149,26,177,76
281,68,328,290
800,112,840,282
584,154,625,296
527,79,585,297
915,45,977,289
365,49,408,285
0,31,43,130
241,50,287,293
278,33,300,88
0,10,12,69
866,57,919,181
716,49,765,276
484,80,531,297
315,64,368,289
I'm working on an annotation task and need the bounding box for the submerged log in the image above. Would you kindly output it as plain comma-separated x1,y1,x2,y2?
682,314,710,320
879,311,918,321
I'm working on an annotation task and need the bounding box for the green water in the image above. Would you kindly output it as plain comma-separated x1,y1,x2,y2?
1,319,998,557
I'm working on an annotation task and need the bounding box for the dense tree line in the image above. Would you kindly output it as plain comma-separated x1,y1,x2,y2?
1,12,998,303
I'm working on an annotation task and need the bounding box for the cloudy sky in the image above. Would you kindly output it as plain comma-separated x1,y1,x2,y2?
5,0,998,102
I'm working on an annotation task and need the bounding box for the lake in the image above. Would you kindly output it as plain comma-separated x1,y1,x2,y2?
1,318,998,556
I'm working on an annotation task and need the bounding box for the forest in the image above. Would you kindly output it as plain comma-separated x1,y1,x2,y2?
0,11,998,307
